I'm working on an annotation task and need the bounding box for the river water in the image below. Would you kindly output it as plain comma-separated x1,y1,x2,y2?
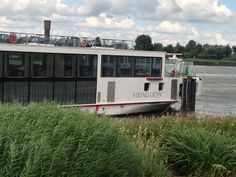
193,65,236,115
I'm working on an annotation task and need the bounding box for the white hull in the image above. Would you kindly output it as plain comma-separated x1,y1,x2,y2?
75,101,176,115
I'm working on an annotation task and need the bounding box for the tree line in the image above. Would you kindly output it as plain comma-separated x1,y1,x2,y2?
135,34,236,59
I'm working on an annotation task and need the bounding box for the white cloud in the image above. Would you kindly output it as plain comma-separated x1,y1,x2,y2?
75,0,234,23
82,13,135,30
175,0,233,23
0,0,235,46
0,16,12,26
156,21,196,35
201,32,227,45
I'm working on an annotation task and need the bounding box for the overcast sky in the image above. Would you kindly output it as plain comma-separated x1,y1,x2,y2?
0,0,235,46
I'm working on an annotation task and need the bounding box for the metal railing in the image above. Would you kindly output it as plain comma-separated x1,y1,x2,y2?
0,31,134,49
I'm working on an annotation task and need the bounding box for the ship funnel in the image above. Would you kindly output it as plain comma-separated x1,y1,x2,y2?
44,20,51,41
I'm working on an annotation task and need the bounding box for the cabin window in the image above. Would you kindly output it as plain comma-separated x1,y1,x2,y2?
101,55,116,77
151,57,162,77
0,52,3,77
7,52,25,77
144,83,150,91
78,55,97,78
134,57,151,77
31,53,47,77
55,54,76,77
64,55,76,77
117,56,133,77
159,83,164,91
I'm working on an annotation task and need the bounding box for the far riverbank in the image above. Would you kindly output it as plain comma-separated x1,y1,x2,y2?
184,58,236,66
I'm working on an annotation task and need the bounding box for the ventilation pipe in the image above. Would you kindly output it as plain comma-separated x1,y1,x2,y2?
44,20,51,42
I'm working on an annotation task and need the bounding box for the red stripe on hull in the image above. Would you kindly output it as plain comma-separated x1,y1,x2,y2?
78,100,177,108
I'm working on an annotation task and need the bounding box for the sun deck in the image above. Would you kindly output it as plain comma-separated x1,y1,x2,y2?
0,31,134,49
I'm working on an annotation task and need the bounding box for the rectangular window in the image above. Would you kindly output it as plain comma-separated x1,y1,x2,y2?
0,52,3,77
7,52,25,77
159,83,164,91
151,57,162,77
117,56,133,77
144,83,150,91
55,54,76,78
101,55,116,77
31,53,47,77
78,55,97,78
134,57,151,77
101,55,162,78
64,55,75,77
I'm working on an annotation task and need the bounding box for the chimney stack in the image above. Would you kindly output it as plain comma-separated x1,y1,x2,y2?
44,20,51,40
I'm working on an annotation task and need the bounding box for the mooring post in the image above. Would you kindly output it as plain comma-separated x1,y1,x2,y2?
181,77,196,113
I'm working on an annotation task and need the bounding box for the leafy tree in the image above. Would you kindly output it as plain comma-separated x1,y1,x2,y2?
185,40,197,52
232,46,236,55
134,34,153,51
224,45,232,57
184,40,203,58
164,44,174,53
153,43,163,51
174,43,184,53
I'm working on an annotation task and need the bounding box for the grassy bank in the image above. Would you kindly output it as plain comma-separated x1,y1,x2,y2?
184,58,236,66
118,115,236,177
1,103,236,177
0,103,156,177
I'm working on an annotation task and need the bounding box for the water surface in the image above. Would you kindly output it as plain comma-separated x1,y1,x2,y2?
193,65,236,115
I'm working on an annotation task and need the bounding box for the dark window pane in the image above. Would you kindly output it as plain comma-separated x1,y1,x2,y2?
101,55,116,77
117,56,133,77
31,53,47,77
55,54,64,77
0,52,3,77
55,54,76,78
134,57,151,77
151,57,162,77
8,52,25,77
64,55,73,77
79,55,97,77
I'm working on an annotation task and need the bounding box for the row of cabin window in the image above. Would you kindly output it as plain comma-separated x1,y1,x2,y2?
0,52,97,78
101,55,162,77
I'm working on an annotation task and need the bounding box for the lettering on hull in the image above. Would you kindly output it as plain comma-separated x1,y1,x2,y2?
133,91,162,98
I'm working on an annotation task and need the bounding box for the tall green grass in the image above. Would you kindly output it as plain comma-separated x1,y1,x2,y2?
1,103,236,177
0,102,151,177
162,127,236,176
118,115,236,177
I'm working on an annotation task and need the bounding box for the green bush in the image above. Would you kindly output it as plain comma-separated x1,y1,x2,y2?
0,102,148,177
162,127,236,177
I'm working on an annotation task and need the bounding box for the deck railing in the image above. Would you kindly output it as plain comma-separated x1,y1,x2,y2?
165,60,194,77
0,31,134,49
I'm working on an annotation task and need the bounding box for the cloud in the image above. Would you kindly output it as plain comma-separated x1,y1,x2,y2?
0,16,12,26
75,0,234,23
156,21,197,35
82,13,135,30
0,0,234,46
175,0,234,23
76,0,111,16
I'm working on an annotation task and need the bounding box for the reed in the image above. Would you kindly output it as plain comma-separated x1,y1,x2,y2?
0,102,152,177
1,103,236,177
118,115,236,177
162,127,236,176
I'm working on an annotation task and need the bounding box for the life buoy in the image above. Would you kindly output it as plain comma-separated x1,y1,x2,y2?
80,39,88,47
